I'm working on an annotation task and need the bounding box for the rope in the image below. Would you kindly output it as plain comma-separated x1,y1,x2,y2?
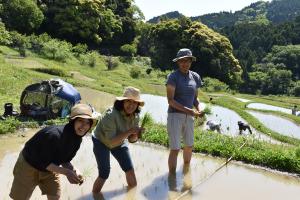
173,139,247,200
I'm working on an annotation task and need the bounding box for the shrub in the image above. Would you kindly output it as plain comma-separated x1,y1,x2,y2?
105,56,119,70
120,44,137,57
0,22,11,45
42,39,72,62
130,66,141,79
202,77,229,92
29,33,51,54
33,67,69,77
10,31,30,57
72,43,88,57
290,81,300,97
86,51,98,67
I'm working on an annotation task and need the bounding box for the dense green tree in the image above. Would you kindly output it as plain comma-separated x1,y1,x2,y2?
263,45,300,79
37,0,108,44
0,21,10,45
0,0,44,34
147,18,242,87
247,62,293,94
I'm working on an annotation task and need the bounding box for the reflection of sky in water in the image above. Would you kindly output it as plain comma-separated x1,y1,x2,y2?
1,132,300,200
248,111,300,139
140,94,169,124
234,97,251,102
247,103,300,115
140,94,251,136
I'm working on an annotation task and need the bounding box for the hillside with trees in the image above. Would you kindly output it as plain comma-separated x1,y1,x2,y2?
0,0,300,95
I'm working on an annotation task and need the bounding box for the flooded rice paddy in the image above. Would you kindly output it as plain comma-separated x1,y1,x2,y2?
248,111,300,139
140,94,276,143
1,89,300,199
234,97,251,102
247,103,299,115
0,129,300,200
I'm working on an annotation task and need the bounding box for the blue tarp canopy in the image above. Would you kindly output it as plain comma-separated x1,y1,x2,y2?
54,79,81,104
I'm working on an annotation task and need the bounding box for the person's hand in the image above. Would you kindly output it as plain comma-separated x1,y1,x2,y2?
65,169,81,184
77,174,84,185
187,109,201,117
73,168,84,185
197,111,205,118
138,127,145,138
127,127,141,136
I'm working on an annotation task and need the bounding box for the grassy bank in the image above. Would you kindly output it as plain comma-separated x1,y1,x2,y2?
212,96,300,146
141,122,300,175
0,46,167,134
237,93,300,109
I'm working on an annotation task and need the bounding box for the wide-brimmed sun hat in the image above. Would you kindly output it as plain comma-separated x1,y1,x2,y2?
116,86,144,107
70,103,98,126
172,48,196,62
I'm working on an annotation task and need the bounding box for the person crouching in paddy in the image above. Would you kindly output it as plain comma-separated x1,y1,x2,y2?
10,104,98,200
92,86,144,194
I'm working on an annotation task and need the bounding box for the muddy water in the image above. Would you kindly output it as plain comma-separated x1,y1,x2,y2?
234,97,251,102
248,110,300,139
247,103,300,115
77,87,116,113
140,94,277,143
1,90,299,199
1,130,300,200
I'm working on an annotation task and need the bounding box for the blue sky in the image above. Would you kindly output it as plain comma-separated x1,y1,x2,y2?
134,0,271,20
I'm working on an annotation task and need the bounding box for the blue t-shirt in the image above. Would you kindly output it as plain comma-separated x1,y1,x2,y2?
166,70,202,113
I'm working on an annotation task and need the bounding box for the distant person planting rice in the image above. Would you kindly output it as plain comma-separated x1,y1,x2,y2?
292,105,297,115
238,121,252,135
10,104,97,200
206,120,222,133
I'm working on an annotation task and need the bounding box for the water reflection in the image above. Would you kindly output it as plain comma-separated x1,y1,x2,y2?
0,130,300,200
234,97,251,102
140,94,276,143
247,103,299,115
248,111,300,139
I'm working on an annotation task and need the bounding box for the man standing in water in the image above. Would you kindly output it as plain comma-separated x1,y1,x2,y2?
292,105,297,115
166,48,203,174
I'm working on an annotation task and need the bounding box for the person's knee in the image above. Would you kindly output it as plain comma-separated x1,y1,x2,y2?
170,149,180,155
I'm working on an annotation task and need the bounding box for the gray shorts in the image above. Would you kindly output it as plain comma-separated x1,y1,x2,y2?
167,112,194,150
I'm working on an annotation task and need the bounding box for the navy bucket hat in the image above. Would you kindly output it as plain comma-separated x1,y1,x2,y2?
172,48,196,62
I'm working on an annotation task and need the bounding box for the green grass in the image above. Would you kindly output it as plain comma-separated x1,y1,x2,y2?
212,96,300,146
0,46,167,133
141,121,300,174
1,45,300,174
237,93,300,109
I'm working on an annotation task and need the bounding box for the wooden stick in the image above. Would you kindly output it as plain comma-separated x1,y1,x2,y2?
174,140,247,200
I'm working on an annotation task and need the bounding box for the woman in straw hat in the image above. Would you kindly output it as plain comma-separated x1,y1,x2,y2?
92,86,144,194
10,104,97,200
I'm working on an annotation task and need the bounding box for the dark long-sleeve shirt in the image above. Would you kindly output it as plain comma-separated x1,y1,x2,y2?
22,122,82,172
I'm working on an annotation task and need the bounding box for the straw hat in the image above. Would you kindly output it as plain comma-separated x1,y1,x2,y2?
116,86,144,107
172,48,196,62
70,104,98,126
